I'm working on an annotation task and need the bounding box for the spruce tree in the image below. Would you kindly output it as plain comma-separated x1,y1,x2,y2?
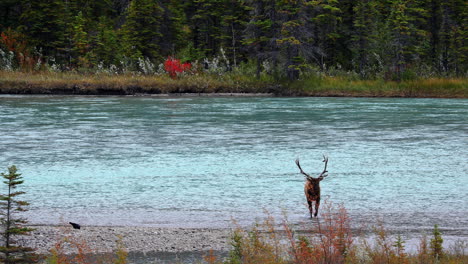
243,0,279,78
309,0,342,70
91,16,123,67
120,0,164,61
352,0,379,77
220,0,249,68
430,224,444,260
0,165,38,264
19,0,69,62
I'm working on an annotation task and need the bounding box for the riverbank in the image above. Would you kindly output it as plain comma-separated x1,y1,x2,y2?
20,224,468,264
0,71,466,98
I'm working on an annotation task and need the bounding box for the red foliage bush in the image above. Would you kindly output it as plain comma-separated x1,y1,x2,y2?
164,57,191,78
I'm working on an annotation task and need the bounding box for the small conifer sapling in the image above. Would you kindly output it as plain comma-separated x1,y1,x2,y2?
0,165,38,263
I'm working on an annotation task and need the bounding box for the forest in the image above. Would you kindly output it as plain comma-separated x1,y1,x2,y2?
0,0,466,82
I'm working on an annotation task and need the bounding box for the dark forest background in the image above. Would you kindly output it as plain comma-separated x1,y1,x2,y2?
0,0,466,80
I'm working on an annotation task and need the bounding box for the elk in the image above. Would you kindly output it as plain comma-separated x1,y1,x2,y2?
295,155,329,218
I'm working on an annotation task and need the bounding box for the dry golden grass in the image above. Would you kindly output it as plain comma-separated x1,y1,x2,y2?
0,71,271,95
1,71,466,97
223,201,468,264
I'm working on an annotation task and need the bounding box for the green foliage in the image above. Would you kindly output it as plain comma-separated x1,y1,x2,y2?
120,0,164,61
0,0,465,78
430,224,444,260
0,165,38,264
91,16,123,67
226,230,243,264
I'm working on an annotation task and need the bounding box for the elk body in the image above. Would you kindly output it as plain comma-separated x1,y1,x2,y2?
295,156,329,218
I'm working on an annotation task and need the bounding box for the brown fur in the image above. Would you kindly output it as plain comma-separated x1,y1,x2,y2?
304,178,323,218
295,156,328,218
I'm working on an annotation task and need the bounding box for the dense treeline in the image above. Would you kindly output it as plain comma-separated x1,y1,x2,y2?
0,0,466,80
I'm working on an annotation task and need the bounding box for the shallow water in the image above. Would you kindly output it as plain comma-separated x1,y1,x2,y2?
0,95,466,236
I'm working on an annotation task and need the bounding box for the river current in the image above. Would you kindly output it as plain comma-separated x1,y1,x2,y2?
0,95,466,237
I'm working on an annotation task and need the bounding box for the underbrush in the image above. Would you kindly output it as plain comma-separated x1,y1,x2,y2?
37,202,467,263
211,202,468,264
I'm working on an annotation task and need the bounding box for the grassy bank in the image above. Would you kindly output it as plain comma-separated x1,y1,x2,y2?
0,71,276,95
289,75,468,98
0,71,467,98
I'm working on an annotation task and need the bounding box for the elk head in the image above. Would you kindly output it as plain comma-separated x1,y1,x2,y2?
295,155,329,218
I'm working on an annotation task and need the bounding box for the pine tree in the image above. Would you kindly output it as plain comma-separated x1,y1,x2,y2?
120,0,164,61
430,224,444,260
352,0,379,77
243,0,279,78
189,0,226,57
220,0,249,68
91,16,123,67
70,11,90,67
438,0,466,75
276,0,304,80
387,0,412,79
0,0,22,31
159,0,187,56
19,0,69,61
0,165,38,264
309,0,342,70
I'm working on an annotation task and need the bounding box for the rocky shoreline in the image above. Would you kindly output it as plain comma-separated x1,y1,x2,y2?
23,225,233,254
21,225,233,263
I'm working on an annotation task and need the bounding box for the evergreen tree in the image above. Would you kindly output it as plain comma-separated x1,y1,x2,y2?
309,0,342,70
387,0,412,79
189,0,226,57
19,0,70,62
243,0,279,78
70,11,90,67
220,0,249,68
120,0,164,61
430,224,444,260
0,0,22,31
159,0,187,56
276,0,306,80
438,0,466,75
0,165,38,264
91,16,123,67
352,0,379,77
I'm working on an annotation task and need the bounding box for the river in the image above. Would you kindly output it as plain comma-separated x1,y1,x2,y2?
0,95,466,238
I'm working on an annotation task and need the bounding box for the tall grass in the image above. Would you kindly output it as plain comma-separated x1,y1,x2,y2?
1,70,466,97
219,201,468,264
0,71,274,95
291,75,467,98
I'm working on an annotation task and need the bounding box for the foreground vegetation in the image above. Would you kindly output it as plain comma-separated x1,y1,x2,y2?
35,203,468,264
0,71,466,98
217,203,468,264
2,169,467,264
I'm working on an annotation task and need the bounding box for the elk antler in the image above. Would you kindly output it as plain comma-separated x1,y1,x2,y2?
295,158,312,179
318,155,328,179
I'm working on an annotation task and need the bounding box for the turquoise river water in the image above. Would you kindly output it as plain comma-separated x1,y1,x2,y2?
0,95,466,237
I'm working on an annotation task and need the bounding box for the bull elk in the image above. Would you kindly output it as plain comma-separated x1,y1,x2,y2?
295,155,329,218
